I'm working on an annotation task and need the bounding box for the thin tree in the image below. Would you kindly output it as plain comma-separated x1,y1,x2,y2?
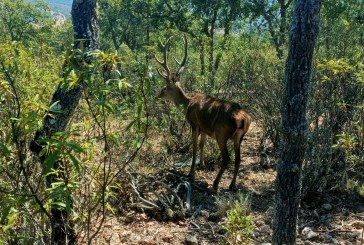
30,0,99,243
272,0,321,244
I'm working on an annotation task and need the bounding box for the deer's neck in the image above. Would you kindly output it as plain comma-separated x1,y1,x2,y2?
173,84,191,110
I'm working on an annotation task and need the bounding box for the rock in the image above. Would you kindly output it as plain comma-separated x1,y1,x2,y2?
302,227,312,235
255,220,265,227
319,214,333,224
185,234,198,245
330,238,339,244
322,233,339,244
322,203,332,211
302,227,319,240
252,228,260,238
200,210,209,217
306,231,319,240
260,225,270,234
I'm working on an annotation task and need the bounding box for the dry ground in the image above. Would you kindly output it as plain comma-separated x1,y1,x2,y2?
86,123,364,245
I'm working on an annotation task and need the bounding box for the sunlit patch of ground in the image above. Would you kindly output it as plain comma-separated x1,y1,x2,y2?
86,122,363,245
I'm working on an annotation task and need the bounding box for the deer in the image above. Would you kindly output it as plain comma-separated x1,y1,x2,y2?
155,33,251,191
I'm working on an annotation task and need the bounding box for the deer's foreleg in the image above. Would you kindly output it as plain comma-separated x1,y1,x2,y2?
189,127,199,180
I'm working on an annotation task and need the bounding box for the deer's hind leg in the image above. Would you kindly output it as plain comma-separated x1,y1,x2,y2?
229,130,245,191
213,136,230,190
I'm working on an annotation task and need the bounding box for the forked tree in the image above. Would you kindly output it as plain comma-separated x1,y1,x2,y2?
155,34,251,191
273,0,322,244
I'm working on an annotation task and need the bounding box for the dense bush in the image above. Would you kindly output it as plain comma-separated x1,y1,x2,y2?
303,58,364,197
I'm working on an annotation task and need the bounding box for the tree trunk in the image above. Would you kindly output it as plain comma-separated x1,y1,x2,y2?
199,37,205,76
30,0,99,244
272,1,321,244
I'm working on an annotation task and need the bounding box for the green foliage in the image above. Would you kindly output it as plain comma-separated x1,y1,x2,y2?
224,193,254,245
0,0,52,43
303,57,364,196
219,35,284,147
0,41,79,242
320,0,364,58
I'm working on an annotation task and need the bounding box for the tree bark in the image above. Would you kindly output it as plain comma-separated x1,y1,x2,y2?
272,1,321,244
30,0,99,244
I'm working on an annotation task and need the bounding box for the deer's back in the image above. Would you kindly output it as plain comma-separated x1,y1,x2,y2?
186,93,248,139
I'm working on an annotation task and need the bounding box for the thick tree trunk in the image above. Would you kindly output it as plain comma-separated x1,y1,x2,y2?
272,1,321,244
30,0,98,244
72,0,99,50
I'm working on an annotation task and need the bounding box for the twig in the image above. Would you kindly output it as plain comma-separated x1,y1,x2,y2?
192,205,202,218
129,177,160,210
128,203,158,210
208,222,215,236
155,180,185,211
352,214,364,219
107,74,150,185
316,228,359,233
176,181,191,210
190,220,200,229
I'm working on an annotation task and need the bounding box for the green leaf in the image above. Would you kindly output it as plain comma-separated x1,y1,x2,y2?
118,78,132,90
103,103,114,113
2,209,18,232
49,101,61,112
137,103,143,117
67,153,80,172
0,143,11,156
43,151,60,175
125,119,136,131
0,206,11,224
66,197,72,214
52,202,66,208
66,142,83,153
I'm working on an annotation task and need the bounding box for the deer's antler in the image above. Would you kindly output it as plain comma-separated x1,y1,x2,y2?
155,36,173,80
175,33,188,76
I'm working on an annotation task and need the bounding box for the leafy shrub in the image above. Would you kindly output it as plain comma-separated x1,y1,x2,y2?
223,192,253,245
219,35,284,149
303,58,364,197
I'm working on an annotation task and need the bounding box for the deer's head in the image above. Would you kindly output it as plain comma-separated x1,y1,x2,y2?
155,34,188,101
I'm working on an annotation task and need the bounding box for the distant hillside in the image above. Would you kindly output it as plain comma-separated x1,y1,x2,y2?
45,0,72,17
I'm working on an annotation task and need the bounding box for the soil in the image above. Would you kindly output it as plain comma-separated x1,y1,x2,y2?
84,123,364,245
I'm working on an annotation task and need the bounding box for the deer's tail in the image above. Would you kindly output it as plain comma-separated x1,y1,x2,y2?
234,111,251,133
